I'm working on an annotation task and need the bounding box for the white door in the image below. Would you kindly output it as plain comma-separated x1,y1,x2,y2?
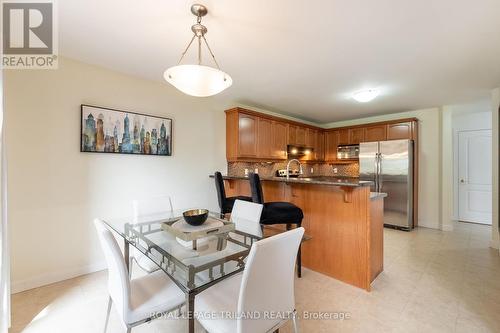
458,130,492,224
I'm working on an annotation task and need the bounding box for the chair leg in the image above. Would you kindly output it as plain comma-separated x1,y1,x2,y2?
297,222,302,278
297,243,302,278
128,257,133,278
103,296,112,333
292,311,299,333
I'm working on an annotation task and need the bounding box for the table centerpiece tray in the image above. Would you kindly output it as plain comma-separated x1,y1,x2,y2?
161,216,235,242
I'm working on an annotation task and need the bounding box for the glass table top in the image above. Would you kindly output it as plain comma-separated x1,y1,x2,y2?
104,210,262,292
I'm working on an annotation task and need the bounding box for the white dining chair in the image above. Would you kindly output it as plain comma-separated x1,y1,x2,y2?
187,200,264,284
94,219,185,333
230,199,264,238
131,196,174,273
195,227,305,333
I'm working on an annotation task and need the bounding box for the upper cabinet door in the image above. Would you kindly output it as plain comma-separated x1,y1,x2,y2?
348,128,365,144
257,117,273,158
288,125,297,145
238,113,258,157
325,131,339,161
272,121,288,159
296,126,306,146
387,122,413,140
304,128,317,160
364,125,387,142
316,131,325,161
338,129,349,145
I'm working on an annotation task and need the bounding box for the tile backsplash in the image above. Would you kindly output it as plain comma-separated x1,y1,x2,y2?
228,161,359,178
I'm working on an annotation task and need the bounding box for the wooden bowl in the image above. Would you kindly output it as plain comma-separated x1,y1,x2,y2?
183,209,209,226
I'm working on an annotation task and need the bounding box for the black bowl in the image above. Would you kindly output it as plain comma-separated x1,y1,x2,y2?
183,209,209,226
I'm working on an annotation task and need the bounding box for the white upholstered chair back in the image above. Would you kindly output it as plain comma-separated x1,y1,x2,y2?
94,219,130,322
237,227,304,333
230,200,263,237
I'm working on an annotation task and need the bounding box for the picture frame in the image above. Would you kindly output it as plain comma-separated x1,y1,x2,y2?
80,104,172,156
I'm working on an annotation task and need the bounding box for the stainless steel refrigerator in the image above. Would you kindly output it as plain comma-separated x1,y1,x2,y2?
359,139,414,230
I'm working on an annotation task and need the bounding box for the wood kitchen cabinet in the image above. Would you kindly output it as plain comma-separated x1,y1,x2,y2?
257,117,273,158
304,128,317,161
226,108,321,161
364,125,387,142
226,107,416,165
349,128,365,144
296,126,306,146
288,125,297,145
288,124,307,146
387,122,413,140
338,129,349,145
222,177,382,291
325,130,339,161
316,131,325,161
236,113,258,157
272,121,288,159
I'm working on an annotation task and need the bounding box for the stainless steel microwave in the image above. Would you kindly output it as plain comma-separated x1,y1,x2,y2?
337,144,360,159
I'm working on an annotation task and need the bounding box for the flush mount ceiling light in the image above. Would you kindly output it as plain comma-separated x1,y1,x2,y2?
164,4,232,97
352,89,380,103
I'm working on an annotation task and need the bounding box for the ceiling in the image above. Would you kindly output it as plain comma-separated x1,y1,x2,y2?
60,0,500,123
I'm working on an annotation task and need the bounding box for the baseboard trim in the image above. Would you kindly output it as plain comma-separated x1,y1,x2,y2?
490,238,500,250
416,221,441,230
442,224,454,231
11,261,106,294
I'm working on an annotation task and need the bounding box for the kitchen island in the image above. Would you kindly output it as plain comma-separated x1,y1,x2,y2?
214,175,386,291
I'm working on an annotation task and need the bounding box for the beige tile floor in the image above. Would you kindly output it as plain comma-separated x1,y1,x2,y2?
9,221,500,333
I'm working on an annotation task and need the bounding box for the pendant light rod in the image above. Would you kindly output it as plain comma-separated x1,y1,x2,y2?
198,37,202,65
176,35,196,65
174,4,222,69
202,35,221,70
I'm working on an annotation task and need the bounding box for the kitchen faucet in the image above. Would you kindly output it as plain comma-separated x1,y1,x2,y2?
286,159,303,181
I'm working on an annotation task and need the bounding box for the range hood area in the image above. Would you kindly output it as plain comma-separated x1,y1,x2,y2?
287,145,314,157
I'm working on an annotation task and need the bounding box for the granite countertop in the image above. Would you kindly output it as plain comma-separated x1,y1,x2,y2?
211,174,374,187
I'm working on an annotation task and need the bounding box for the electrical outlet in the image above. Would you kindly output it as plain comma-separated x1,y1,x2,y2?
310,167,314,174
254,168,259,174
244,168,249,176
333,167,338,174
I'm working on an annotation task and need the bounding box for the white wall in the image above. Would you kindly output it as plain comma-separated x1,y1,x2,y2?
4,57,229,292
491,88,500,250
326,108,442,229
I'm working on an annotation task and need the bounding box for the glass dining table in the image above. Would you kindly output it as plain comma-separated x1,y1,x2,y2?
103,209,264,333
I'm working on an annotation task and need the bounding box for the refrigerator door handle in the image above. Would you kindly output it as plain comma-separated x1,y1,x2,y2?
378,153,383,192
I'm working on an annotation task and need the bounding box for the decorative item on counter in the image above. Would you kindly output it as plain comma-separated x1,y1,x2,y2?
81,105,172,156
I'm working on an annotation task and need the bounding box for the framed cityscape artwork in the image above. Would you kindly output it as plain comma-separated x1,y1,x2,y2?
81,105,172,156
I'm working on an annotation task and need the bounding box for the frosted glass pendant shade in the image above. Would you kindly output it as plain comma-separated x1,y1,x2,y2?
164,65,232,97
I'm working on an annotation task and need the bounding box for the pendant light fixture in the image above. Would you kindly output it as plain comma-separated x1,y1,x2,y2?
164,4,232,97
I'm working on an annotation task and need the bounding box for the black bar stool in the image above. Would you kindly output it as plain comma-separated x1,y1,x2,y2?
214,172,252,218
249,173,304,278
